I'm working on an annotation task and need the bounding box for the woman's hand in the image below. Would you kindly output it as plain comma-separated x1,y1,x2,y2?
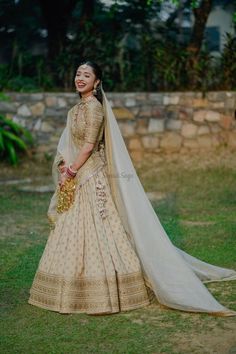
59,172,71,188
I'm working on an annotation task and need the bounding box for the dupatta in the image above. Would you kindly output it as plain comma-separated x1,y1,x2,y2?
101,88,236,316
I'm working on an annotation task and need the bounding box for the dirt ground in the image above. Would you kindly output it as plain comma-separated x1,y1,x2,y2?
173,321,236,354
1,146,236,182
135,147,236,171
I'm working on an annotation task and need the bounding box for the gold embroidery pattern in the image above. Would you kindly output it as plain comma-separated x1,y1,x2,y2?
70,99,104,149
75,156,105,189
70,104,86,146
78,164,104,188
98,141,106,163
95,175,108,219
84,99,104,144
28,270,150,314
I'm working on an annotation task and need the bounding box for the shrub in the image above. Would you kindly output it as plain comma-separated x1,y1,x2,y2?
0,115,35,166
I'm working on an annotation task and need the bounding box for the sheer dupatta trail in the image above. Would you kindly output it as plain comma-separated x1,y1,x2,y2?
101,89,236,316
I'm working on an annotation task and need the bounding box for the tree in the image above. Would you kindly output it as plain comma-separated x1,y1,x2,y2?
147,0,214,87
186,0,213,82
38,0,79,62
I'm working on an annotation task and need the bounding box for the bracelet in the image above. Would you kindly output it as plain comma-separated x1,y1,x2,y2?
64,165,77,179
69,164,78,174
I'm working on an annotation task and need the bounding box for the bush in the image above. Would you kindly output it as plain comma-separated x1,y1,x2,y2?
0,33,235,92
0,115,35,166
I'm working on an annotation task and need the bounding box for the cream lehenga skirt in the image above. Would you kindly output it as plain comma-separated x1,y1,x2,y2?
28,163,152,314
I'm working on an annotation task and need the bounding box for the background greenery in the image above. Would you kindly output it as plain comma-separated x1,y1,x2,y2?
0,113,34,165
0,0,235,92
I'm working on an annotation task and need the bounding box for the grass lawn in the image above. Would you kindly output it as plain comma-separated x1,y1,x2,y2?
0,152,236,354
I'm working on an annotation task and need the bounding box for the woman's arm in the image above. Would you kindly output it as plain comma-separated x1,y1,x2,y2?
70,142,95,171
59,143,95,186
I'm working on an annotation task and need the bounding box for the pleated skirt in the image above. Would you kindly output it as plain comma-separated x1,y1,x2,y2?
28,164,152,314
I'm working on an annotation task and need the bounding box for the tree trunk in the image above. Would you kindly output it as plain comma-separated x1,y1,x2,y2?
79,0,95,26
39,0,78,61
187,0,213,56
186,0,213,87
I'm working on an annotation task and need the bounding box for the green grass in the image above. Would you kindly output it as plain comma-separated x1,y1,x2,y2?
0,161,236,354
148,167,236,268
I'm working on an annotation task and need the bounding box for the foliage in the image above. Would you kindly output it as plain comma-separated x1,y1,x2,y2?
0,0,235,92
219,32,236,90
154,42,188,90
0,115,35,166
0,92,10,101
0,31,235,93
0,54,55,92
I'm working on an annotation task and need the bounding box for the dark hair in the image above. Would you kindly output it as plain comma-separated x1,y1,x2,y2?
77,60,103,104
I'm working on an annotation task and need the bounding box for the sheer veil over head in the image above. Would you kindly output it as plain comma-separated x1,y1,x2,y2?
100,87,236,316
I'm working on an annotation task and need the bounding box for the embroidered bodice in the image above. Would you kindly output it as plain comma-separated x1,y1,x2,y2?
70,95,104,151
68,95,106,187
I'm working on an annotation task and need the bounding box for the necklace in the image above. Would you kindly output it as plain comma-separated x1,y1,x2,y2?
81,94,96,103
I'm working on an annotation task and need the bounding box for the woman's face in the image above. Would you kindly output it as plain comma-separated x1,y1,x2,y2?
74,64,100,96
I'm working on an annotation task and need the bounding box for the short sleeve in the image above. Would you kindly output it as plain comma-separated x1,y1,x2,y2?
84,101,104,144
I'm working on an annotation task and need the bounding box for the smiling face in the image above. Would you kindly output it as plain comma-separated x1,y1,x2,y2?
74,64,100,97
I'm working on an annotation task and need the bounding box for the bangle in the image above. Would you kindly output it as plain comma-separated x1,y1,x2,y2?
65,166,77,178
69,164,78,174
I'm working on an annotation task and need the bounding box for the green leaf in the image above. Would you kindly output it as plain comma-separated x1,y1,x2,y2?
233,12,236,25
0,114,5,124
1,116,21,134
0,92,10,101
5,140,18,165
2,130,27,150
0,115,34,145
0,129,5,151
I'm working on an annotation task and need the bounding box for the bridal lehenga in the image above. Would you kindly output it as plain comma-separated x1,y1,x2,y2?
28,89,236,316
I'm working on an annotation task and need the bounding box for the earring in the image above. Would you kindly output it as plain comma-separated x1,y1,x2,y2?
92,87,97,95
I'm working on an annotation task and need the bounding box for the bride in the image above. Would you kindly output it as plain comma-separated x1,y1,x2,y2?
28,61,236,316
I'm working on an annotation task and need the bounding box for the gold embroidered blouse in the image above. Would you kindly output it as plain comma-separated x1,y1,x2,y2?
70,95,104,148
68,95,106,187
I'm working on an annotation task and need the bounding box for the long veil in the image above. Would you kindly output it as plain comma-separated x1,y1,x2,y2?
101,88,236,316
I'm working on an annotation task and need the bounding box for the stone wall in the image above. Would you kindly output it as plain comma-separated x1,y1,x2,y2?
1,91,235,161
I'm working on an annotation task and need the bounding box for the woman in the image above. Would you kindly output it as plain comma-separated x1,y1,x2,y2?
28,61,236,316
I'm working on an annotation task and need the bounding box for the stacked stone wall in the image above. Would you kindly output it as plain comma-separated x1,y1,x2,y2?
1,91,235,160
